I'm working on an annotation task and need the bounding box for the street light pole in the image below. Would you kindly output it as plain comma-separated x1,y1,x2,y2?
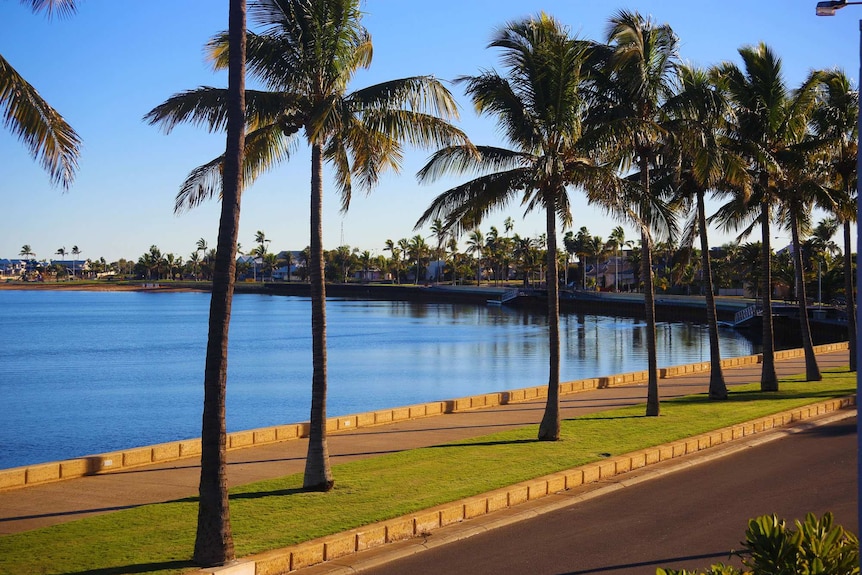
816,3,861,566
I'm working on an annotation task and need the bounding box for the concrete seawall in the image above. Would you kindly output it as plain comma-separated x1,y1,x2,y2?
0,341,849,492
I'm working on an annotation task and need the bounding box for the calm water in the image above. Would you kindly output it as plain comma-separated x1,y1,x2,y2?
0,290,759,469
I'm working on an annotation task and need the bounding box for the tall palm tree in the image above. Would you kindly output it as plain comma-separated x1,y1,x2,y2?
192,0,245,566
146,0,467,491
663,64,750,400
589,9,680,416
3,0,81,189
416,14,623,440
713,44,825,388
811,69,857,371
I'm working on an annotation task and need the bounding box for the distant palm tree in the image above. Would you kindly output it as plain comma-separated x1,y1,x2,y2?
608,226,625,292
465,229,484,286
70,245,80,278
3,0,81,189
430,219,447,283
384,239,402,284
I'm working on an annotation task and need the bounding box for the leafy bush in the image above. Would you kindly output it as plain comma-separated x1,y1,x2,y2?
657,512,858,575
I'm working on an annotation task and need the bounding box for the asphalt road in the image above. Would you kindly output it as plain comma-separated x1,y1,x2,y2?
357,416,858,575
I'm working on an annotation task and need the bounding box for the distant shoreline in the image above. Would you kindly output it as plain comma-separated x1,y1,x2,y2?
0,281,205,292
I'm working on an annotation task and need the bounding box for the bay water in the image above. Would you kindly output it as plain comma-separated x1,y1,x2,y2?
0,289,759,469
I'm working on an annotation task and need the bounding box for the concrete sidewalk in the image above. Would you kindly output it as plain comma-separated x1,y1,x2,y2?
0,347,853,536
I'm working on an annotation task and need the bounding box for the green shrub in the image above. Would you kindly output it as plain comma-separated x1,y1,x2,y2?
657,512,858,575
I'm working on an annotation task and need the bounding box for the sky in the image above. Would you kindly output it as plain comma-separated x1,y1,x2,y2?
1,0,859,264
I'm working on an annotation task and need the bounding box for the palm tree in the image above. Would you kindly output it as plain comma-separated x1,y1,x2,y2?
384,239,402,284
358,250,373,283
430,218,447,283
55,246,66,261
713,44,826,388
465,229,484,286
608,226,625,291
586,235,604,289
3,0,81,190
416,14,623,440
188,251,202,280
662,64,750,400
590,9,681,416
193,0,245,565
811,69,857,371
70,245,80,278
146,0,468,491
282,250,295,282
407,234,429,284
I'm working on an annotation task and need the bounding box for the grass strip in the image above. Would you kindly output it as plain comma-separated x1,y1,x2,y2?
0,370,855,575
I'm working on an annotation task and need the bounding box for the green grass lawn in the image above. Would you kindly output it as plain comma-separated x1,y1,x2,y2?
0,371,855,575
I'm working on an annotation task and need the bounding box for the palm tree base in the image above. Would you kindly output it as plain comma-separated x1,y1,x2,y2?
303,480,335,492
537,433,560,442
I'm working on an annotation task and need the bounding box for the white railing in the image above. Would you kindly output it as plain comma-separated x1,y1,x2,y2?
734,304,759,325
501,289,520,303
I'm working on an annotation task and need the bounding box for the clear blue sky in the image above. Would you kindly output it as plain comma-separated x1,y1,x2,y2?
1,0,858,263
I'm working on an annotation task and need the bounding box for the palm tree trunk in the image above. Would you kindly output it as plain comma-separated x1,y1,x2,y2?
538,198,561,440
194,0,244,566
844,218,856,371
638,157,660,417
303,142,334,491
790,214,821,381
760,201,778,391
642,228,660,416
697,191,727,399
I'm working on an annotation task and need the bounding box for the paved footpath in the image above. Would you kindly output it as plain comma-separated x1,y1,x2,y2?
0,349,852,535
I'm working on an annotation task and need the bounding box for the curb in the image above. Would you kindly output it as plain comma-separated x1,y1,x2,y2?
0,342,848,492
194,394,856,575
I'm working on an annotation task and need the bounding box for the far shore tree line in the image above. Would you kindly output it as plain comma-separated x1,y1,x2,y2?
7,0,859,567
9,214,854,306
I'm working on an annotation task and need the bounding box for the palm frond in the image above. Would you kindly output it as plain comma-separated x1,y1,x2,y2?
174,122,298,213
144,87,302,134
21,0,77,18
0,53,80,189
415,168,533,235
417,145,531,183
350,76,461,121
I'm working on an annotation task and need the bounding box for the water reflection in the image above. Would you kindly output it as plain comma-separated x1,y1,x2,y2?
0,291,760,468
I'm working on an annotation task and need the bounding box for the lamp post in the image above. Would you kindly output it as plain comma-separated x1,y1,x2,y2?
817,1,861,564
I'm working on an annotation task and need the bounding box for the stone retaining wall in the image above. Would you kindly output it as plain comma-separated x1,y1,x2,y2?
0,342,849,492
196,394,857,575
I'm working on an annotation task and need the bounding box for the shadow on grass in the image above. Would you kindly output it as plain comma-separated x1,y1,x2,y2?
567,414,647,422
663,387,853,407
230,487,305,500
65,560,195,575
424,438,543,449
